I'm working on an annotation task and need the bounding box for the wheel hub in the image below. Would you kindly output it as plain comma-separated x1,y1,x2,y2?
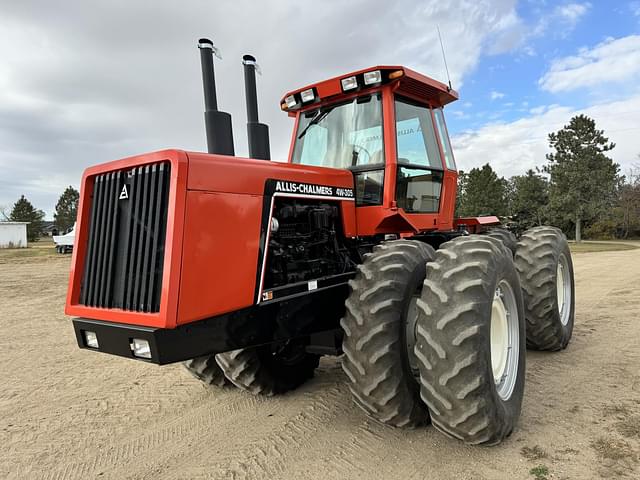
490,280,519,401
557,253,571,326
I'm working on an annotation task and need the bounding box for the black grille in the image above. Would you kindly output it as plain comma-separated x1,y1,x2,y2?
80,162,171,312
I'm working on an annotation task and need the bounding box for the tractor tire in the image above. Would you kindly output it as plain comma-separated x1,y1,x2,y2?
483,228,518,255
183,355,229,387
215,341,320,396
341,240,436,428
415,235,526,445
514,226,575,351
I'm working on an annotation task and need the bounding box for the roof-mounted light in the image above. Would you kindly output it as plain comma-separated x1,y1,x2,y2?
388,69,404,80
300,88,315,103
284,95,297,109
341,76,358,92
363,70,382,85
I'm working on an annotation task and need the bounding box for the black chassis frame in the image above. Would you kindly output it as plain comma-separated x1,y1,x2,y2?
72,230,463,365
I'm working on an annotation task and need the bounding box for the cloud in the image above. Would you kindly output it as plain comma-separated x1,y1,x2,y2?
554,2,591,25
452,94,640,178
539,35,640,93
531,2,591,39
490,91,506,100
0,0,522,217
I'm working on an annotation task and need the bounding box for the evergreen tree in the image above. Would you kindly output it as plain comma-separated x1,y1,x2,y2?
545,115,619,242
510,169,549,232
9,195,45,242
456,164,509,217
54,186,80,232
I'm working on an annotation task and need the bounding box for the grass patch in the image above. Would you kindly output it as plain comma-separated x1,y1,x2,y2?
529,465,549,480
569,241,638,253
521,445,548,461
0,237,64,263
591,436,636,461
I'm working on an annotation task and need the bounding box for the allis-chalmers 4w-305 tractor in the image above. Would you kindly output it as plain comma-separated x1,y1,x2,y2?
66,39,575,445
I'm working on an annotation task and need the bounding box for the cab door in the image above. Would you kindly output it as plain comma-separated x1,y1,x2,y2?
392,95,448,230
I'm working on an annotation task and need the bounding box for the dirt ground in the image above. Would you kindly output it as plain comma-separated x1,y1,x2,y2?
1,245,639,480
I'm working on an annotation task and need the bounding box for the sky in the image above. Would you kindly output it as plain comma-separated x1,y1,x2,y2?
1,0,639,219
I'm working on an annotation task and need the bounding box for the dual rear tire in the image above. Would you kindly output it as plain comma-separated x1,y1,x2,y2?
515,227,575,350
341,237,526,444
340,240,436,427
414,236,526,445
342,228,574,445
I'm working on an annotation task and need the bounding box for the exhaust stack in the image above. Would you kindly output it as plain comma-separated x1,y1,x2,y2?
198,38,234,155
242,55,271,160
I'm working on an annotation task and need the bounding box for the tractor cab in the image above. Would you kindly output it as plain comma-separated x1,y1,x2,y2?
281,67,459,233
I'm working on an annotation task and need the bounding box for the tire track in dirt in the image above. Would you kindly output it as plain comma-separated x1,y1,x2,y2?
204,385,347,480
120,379,350,480
35,394,268,480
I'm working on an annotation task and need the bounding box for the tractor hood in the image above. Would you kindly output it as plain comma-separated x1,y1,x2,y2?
65,149,356,330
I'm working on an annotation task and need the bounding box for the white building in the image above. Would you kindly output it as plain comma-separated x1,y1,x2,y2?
0,222,29,248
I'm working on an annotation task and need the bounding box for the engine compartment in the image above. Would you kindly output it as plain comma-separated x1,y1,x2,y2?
264,198,356,289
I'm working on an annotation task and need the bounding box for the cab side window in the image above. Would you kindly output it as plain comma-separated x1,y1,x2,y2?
395,98,441,169
394,96,444,213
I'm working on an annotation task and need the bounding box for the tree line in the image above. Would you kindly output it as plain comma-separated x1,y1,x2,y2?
1,187,79,242
456,114,639,242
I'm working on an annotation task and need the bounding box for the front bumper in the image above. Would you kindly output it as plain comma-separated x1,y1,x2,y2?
72,282,350,365
73,317,220,365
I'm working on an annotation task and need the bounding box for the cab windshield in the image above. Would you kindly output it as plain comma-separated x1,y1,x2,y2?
291,94,384,168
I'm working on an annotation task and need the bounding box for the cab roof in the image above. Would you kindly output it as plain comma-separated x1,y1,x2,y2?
280,65,459,112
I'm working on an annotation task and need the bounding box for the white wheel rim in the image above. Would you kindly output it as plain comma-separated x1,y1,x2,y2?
557,254,571,326
490,280,519,401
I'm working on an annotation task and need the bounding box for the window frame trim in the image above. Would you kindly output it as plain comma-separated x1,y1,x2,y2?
432,107,457,171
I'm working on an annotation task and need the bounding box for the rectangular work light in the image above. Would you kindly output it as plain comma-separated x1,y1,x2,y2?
300,88,315,103
363,70,382,85
284,95,297,109
131,338,152,359
341,76,358,91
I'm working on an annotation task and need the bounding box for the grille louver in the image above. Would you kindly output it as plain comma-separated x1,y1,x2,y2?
79,162,171,313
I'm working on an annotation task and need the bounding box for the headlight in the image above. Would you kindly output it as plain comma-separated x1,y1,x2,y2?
84,331,99,349
131,338,152,359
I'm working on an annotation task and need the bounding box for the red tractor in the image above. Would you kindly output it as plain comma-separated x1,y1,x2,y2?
66,39,575,445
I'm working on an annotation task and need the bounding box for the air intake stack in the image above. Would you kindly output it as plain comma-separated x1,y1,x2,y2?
242,55,271,160
198,38,235,155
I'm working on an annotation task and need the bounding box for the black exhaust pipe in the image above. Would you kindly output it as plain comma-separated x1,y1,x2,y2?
198,38,234,155
242,55,270,160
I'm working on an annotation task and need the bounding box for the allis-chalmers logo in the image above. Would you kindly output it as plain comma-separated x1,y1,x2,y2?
274,180,354,199
119,185,129,200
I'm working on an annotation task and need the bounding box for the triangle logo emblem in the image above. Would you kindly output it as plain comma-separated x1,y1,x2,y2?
119,185,129,200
